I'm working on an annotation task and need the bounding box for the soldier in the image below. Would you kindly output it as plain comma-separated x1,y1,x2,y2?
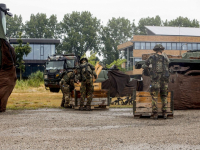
59,62,76,108
77,58,97,111
142,44,170,119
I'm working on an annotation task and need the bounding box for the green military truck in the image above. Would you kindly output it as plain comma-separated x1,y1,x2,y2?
43,54,78,92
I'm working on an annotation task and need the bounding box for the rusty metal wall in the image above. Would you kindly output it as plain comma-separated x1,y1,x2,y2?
142,73,200,110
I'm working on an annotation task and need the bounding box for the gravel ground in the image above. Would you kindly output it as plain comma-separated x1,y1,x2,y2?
0,108,200,150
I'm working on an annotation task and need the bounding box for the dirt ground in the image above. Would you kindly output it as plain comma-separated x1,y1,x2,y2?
0,108,200,150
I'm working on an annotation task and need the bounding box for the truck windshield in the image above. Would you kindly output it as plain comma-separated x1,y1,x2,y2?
66,59,75,68
46,61,64,70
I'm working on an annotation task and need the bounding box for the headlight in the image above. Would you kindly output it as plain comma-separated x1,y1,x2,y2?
44,75,48,79
56,74,59,78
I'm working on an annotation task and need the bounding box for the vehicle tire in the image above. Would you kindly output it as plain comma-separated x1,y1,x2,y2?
50,88,60,93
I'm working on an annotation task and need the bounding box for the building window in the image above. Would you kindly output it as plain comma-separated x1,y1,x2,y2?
172,43,176,50
133,58,142,65
51,45,55,55
188,43,192,50
141,42,145,49
151,43,156,49
198,44,200,50
134,42,140,49
181,43,187,50
129,49,133,57
192,43,197,50
146,42,150,49
161,43,167,50
167,43,171,50
33,44,40,60
177,43,181,50
44,45,51,60
24,44,34,60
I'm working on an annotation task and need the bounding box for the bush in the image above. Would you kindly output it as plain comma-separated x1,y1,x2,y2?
28,71,44,82
15,71,44,89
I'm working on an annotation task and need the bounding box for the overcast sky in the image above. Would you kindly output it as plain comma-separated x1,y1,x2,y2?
2,0,200,26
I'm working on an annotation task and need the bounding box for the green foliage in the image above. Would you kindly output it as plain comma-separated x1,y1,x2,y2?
57,11,101,56
6,15,24,38
101,17,135,65
163,16,200,27
14,32,31,80
15,71,44,89
28,71,44,82
81,52,99,66
135,15,162,35
106,59,127,72
24,13,58,38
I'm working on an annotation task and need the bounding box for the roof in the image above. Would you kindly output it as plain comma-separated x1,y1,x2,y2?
9,38,60,44
145,26,200,36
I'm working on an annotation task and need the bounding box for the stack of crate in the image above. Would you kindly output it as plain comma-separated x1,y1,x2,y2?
133,91,174,118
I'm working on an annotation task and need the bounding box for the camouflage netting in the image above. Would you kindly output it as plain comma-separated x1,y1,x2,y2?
102,70,137,97
142,73,200,110
0,39,16,112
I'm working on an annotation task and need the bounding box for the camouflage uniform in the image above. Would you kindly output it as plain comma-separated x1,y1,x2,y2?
77,58,97,110
59,71,75,108
142,44,170,118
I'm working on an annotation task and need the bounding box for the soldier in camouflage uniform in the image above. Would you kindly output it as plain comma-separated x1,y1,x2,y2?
59,66,76,108
77,58,97,111
142,44,170,119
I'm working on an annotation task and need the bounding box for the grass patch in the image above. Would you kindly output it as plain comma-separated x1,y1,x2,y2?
7,92,62,110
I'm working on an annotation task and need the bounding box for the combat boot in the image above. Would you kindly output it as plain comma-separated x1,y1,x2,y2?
86,105,92,111
79,106,84,111
64,103,70,108
162,111,167,119
152,112,158,120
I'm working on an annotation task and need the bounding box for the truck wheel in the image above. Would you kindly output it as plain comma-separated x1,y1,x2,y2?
50,88,60,93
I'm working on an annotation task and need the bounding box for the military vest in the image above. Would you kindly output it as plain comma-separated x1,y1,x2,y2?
80,62,94,81
151,54,169,78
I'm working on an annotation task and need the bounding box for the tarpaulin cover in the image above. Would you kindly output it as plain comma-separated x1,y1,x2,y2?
0,39,16,112
142,73,200,110
102,70,137,97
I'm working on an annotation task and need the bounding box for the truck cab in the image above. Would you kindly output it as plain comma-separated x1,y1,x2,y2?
43,54,78,92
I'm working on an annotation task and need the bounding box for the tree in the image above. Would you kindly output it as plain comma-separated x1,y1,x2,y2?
6,15,24,38
57,11,101,56
163,16,199,27
135,15,162,35
14,32,31,80
24,13,58,38
81,52,100,66
106,59,127,72
101,17,135,65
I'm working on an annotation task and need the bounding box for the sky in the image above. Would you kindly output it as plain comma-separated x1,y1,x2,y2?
2,0,200,26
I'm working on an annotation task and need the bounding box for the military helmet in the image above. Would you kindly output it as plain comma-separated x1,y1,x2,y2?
153,44,165,51
80,58,88,64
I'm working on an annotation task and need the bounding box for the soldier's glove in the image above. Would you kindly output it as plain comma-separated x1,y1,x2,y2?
94,74,97,79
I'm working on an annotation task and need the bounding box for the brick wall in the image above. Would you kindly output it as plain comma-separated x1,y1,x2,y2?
133,35,200,42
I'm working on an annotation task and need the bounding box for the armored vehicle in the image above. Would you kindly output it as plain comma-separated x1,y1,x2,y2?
43,54,78,92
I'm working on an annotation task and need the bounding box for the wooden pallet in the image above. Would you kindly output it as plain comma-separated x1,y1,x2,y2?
133,91,174,119
69,89,110,110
